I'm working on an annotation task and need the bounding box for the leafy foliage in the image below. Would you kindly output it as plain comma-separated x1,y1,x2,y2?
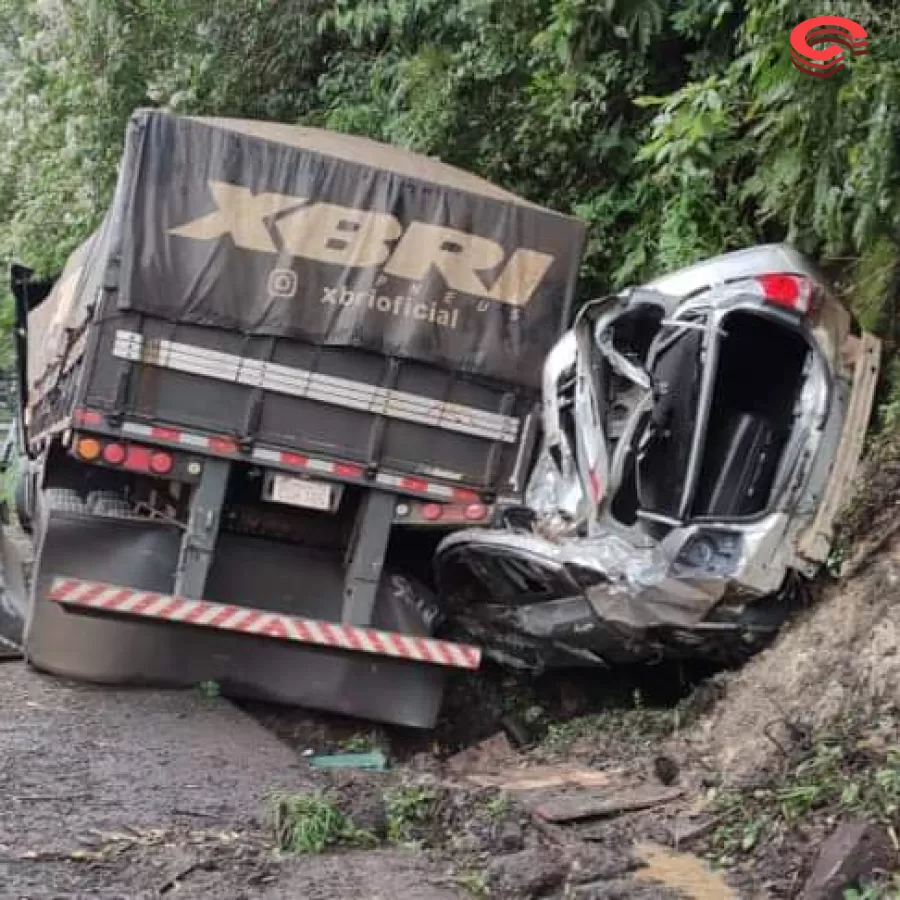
0,0,898,394
270,792,375,854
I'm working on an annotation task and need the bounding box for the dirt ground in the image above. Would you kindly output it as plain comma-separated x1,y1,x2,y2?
0,663,474,900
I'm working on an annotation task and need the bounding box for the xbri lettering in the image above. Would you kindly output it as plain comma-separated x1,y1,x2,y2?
169,181,555,308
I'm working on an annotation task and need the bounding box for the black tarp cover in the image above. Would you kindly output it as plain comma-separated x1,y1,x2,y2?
29,110,586,407
131,112,585,383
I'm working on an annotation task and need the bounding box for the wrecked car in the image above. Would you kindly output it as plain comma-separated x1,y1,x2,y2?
434,244,882,671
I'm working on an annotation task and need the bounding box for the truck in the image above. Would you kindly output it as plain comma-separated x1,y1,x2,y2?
5,110,586,728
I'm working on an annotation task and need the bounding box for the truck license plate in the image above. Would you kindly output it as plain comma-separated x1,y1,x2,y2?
271,475,336,511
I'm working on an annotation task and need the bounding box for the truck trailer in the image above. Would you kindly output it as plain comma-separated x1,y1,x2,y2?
6,110,586,728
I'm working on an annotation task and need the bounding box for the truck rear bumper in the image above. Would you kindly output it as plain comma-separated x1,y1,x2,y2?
25,511,469,728
48,576,480,670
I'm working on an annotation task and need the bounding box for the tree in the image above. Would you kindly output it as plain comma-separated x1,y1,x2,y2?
0,0,897,418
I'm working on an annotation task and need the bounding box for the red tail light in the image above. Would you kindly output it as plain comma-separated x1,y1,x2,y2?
755,274,814,314
464,503,488,521
423,503,444,521
150,451,174,475
73,434,178,477
102,443,126,465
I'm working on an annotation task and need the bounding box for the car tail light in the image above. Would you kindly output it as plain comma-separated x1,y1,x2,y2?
75,438,101,461
755,274,814,315
102,443,126,465
150,451,174,474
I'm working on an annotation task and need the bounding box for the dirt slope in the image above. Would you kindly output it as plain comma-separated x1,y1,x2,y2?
673,439,900,785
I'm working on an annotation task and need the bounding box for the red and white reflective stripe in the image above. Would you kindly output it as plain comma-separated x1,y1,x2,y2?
121,421,240,455
251,446,365,480
375,473,480,503
48,578,481,670
75,408,484,502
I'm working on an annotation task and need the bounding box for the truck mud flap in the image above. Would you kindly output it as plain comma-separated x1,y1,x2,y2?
25,512,478,728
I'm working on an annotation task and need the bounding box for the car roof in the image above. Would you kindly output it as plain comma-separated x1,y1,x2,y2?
643,243,828,299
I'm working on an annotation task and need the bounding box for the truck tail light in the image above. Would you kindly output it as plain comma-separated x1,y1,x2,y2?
464,503,488,521
73,434,177,478
76,438,101,461
423,504,444,521
102,443,126,465
755,274,814,315
150,451,174,474
396,500,493,526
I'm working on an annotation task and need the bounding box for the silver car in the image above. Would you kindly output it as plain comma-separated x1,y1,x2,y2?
434,244,882,671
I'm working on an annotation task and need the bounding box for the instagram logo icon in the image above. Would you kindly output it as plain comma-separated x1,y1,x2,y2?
790,16,869,79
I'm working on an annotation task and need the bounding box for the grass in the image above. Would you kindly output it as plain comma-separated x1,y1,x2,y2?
710,712,900,868
385,786,440,845
844,877,900,900
338,731,380,753
457,870,490,898
540,696,674,754
481,791,510,821
270,792,376,854
0,449,19,521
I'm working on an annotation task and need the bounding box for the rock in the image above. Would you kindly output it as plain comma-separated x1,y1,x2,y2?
568,847,639,884
574,878,681,899
652,755,680,786
800,821,896,900
443,732,514,774
667,815,721,847
494,818,526,854
531,786,684,823
500,714,532,748
328,777,388,840
486,847,569,897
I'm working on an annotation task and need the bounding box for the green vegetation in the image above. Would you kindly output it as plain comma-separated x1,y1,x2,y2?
844,880,900,900
480,790,510,821
457,870,491,899
385,785,440,844
710,711,900,869
338,732,380,753
541,704,674,754
270,792,376,854
0,0,898,415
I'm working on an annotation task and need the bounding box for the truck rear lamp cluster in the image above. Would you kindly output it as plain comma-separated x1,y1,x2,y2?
75,437,101,461
75,435,175,477
395,500,490,525
755,273,815,315
102,443,127,465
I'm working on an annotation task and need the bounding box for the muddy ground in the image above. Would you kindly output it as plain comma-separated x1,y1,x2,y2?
0,662,486,899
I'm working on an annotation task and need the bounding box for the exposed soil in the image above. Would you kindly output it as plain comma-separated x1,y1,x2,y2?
667,537,900,785
0,663,468,899
667,434,900,786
